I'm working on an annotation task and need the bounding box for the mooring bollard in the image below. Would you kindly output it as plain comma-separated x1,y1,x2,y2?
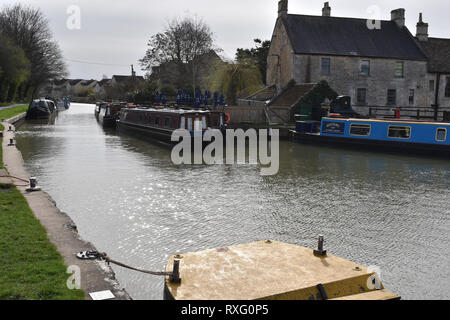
26,177,41,192
8,126,13,132
170,258,182,284
314,235,327,256
8,138,14,146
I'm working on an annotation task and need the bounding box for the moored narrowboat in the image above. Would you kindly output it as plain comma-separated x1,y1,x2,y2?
26,99,57,119
117,107,226,145
291,117,450,157
97,103,125,128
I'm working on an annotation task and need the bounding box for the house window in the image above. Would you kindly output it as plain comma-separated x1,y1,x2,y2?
388,126,411,139
356,88,367,105
429,80,435,92
321,58,331,75
350,124,371,136
409,89,415,106
445,77,450,97
395,62,404,78
436,128,447,142
360,60,370,76
387,89,397,105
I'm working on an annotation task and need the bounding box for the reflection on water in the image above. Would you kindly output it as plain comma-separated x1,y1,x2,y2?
15,104,450,300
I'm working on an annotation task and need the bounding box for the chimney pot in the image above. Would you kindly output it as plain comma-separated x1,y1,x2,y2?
322,2,331,17
278,0,288,18
416,13,429,42
391,8,405,28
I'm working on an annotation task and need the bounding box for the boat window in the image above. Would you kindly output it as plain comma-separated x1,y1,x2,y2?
388,126,411,139
150,117,155,125
180,117,185,129
220,115,224,126
202,117,207,129
212,115,219,127
155,117,160,126
188,118,193,131
436,128,447,142
164,117,171,128
194,118,202,131
350,124,371,136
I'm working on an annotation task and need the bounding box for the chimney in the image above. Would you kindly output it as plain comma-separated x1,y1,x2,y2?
322,2,331,17
278,0,288,18
391,8,405,28
416,13,429,41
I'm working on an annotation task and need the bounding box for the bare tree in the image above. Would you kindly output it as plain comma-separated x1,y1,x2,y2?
140,15,215,90
0,4,67,99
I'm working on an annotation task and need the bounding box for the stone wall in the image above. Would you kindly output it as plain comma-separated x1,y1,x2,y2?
291,54,430,109
267,18,294,91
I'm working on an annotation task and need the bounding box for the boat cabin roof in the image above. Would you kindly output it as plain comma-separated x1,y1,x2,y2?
124,108,218,115
323,117,450,126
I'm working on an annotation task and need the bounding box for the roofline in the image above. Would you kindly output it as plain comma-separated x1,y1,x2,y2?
292,52,427,62
280,14,428,61
426,36,450,41
285,13,392,23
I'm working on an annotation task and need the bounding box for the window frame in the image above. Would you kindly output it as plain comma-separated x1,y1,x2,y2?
164,117,171,128
387,125,412,140
321,57,331,75
350,123,372,137
360,60,371,76
395,61,404,78
429,80,435,93
387,89,397,106
409,89,415,106
356,88,367,105
445,77,450,98
436,128,447,142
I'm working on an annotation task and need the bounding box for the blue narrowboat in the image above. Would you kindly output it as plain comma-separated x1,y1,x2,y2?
291,118,450,157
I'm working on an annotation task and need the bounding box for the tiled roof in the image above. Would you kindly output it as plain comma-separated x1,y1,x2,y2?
112,75,145,83
417,37,450,73
270,84,316,107
282,14,426,61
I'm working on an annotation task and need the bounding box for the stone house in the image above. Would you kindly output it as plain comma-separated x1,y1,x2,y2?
150,50,227,91
94,79,112,99
267,1,450,118
416,14,450,118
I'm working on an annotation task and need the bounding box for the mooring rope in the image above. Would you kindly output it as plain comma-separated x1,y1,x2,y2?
98,252,173,277
0,175,30,187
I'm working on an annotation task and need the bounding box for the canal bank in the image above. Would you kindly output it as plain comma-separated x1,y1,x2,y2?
12,104,450,300
1,113,130,300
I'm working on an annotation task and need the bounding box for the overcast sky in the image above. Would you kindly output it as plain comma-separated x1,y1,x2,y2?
2,0,449,80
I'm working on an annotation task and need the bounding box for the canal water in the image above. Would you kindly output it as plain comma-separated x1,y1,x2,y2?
15,103,450,300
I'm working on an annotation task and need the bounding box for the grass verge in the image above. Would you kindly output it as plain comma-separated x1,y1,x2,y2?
0,115,85,300
0,105,28,126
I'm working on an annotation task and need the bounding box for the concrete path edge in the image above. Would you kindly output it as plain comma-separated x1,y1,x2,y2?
1,115,131,300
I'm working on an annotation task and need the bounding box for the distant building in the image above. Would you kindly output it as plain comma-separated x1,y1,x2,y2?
150,50,226,90
94,79,112,99
266,1,450,118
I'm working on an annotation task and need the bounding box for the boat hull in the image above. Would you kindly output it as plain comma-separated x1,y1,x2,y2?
290,131,450,157
117,121,175,145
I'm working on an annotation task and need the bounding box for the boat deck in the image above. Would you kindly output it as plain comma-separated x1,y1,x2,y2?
164,240,400,300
